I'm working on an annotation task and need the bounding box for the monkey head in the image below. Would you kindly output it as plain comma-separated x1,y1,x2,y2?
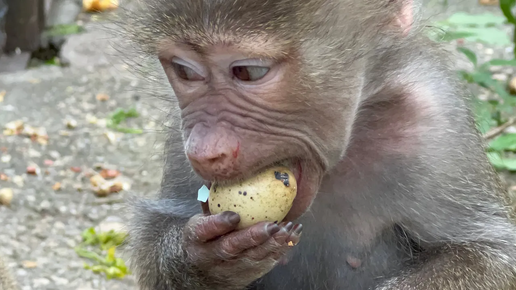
123,0,414,221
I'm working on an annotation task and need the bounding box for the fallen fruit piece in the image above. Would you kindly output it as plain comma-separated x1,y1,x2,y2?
21,261,38,268
26,166,38,175
0,188,13,205
209,166,297,230
288,241,294,247
90,174,126,197
509,76,516,95
96,93,110,101
83,0,119,12
479,0,498,5
3,120,24,135
52,182,62,191
100,169,120,179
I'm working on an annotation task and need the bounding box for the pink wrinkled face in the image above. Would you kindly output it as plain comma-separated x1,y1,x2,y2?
157,38,354,221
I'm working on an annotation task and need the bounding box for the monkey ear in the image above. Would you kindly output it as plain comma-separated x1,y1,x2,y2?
394,0,414,35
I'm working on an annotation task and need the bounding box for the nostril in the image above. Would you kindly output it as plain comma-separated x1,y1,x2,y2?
206,153,227,164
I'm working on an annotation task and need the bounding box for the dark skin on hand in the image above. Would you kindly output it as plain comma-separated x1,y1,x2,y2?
114,0,516,289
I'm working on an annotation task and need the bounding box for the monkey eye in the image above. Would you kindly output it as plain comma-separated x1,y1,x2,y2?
232,66,270,82
171,58,205,81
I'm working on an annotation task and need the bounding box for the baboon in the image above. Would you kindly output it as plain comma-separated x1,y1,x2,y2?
115,0,516,289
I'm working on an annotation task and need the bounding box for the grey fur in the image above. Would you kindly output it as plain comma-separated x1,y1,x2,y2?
112,0,516,289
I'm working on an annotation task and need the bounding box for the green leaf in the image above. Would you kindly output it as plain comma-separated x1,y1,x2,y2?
457,27,511,46
44,24,84,37
500,0,516,25
487,152,506,169
437,31,477,42
444,12,507,26
457,47,478,67
109,107,139,126
488,134,516,151
474,100,497,134
480,58,516,70
487,152,516,171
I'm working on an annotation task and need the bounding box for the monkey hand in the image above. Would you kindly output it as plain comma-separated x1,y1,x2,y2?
182,211,302,288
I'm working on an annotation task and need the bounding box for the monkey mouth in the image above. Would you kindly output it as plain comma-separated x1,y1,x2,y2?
203,159,304,215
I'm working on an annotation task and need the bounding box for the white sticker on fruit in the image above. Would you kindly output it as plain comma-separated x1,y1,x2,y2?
197,185,210,202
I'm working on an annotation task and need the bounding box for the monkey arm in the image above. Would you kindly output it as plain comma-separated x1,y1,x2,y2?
375,242,516,290
125,197,243,290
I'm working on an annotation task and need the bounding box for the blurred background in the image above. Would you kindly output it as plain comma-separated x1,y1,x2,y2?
1,0,516,289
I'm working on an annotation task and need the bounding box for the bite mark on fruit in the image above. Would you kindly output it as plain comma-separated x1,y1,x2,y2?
274,171,290,187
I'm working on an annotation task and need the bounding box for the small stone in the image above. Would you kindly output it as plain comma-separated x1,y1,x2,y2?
50,275,69,285
492,73,508,82
49,150,61,159
54,221,66,230
12,176,23,187
28,148,42,158
39,200,51,210
44,159,54,166
33,278,50,287
97,216,126,233
1,154,11,163
66,119,78,129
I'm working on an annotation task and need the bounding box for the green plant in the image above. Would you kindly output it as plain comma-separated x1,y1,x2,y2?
74,227,130,279
433,12,511,46
435,11,516,172
107,107,143,134
500,0,516,58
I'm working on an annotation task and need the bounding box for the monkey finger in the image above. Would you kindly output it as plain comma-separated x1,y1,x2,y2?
286,224,303,246
267,224,303,261
243,223,294,261
271,222,294,244
187,211,240,243
210,222,281,260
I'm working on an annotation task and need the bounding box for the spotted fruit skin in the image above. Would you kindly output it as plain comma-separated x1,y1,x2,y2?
208,166,297,230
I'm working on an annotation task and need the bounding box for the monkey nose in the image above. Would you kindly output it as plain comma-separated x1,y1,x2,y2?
187,149,238,180
185,125,240,180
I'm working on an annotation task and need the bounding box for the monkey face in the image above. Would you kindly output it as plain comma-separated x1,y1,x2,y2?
131,0,383,220
156,39,365,220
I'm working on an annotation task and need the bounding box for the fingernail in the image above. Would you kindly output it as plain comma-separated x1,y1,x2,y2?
284,222,294,232
293,224,303,235
267,223,281,235
224,212,240,224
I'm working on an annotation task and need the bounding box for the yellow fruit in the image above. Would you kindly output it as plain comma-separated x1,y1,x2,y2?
209,166,297,230
83,0,119,12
